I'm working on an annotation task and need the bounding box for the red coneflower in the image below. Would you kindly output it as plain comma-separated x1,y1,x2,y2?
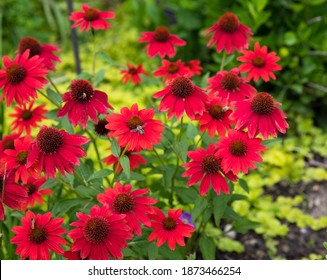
120,63,148,85
216,130,266,175
94,118,110,137
237,42,282,82
57,79,114,130
183,60,202,78
1,135,38,184
103,146,146,173
18,36,61,71
11,211,66,260
9,101,47,135
69,4,115,32
231,92,289,139
138,26,186,58
153,59,187,83
196,97,234,138
68,204,132,260
97,182,157,236
148,208,194,250
207,68,256,104
204,12,252,54
20,177,52,211
153,76,208,120
0,172,27,220
106,104,164,152
182,144,237,196
0,50,48,106
27,126,90,179
0,134,19,158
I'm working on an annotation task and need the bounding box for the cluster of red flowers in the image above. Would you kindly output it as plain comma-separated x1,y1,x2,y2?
0,4,289,260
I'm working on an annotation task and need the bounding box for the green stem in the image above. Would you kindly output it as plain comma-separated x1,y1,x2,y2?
195,131,205,147
220,50,227,71
47,75,61,95
37,89,59,108
152,147,166,167
91,28,96,82
111,145,128,187
178,116,184,142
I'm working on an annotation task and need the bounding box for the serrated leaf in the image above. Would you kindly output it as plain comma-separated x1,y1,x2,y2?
173,139,188,163
75,185,99,198
233,219,261,234
40,179,59,190
262,138,282,148
46,88,62,107
223,206,243,222
87,169,112,181
111,139,121,157
147,242,158,260
120,155,130,179
192,196,208,222
186,123,198,140
94,69,105,87
238,178,249,193
175,186,198,204
213,194,230,226
199,237,215,260
52,198,88,217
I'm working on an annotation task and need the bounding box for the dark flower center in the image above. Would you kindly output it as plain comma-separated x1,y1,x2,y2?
113,193,134,213
184,62,191,68
94,119,110,136
21,110,33,121
218,12,240,33
167,63,179,74
154,26,170,42
251,92,275,115
26,183,37,196
36,127,63,154
208,105,225,120
83,8,100,21
221,73,240,91
0,176,4,193
171,77,194,98
201,154,220,174
83,217,109,244
128,67,138,75
162,217,176,231
70,79,94,103
229,140,247,156
6,64,26,85
18,37,42,57
3,139,15,150
28,226,47,244
16,151,28,165
127,116,144,130
252,57,265,68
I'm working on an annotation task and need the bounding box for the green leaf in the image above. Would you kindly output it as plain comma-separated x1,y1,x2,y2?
199,237,216,260
175,186,198,204
238,178,249,193
94,69,106,87
75,185,99,198
87,169,112,181
46,88,62,107
192,196,208,222
52,198,88,217
262,138,282,148
323,242,327,249
40,178,59,190
111,139,121,157
223,206,243,222
173,139,188,163
120,155,130,179
213,194,230,226
233,219,261,234
186,123,198,140
147,242,158,260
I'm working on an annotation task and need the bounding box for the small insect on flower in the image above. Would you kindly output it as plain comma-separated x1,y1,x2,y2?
131,125,145,135
31,217,35,229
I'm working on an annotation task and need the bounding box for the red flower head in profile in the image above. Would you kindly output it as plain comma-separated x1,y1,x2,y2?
183,60,202,78
9,101,47,135
153,76,208,120
231,92,289,139
138,26,186,58
27,126,90,179
69,4,115,32
0,134,19,158
0,50,48,106
196,97,234,138
207,68,256,104
153,59,187,83
216,130,266,175
106,104,164,151
18,36,61,71
1,135,38,184
97,182,157,236
237,42,282,82
120,63,148,85
94,118,110,137
57,79,114,130
204,12,252,54
20,177,52,211
182,144,237,196
148,208,194,250
0,172,27,220
103,146,146,173
11,211,66,260
68,204,132,260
